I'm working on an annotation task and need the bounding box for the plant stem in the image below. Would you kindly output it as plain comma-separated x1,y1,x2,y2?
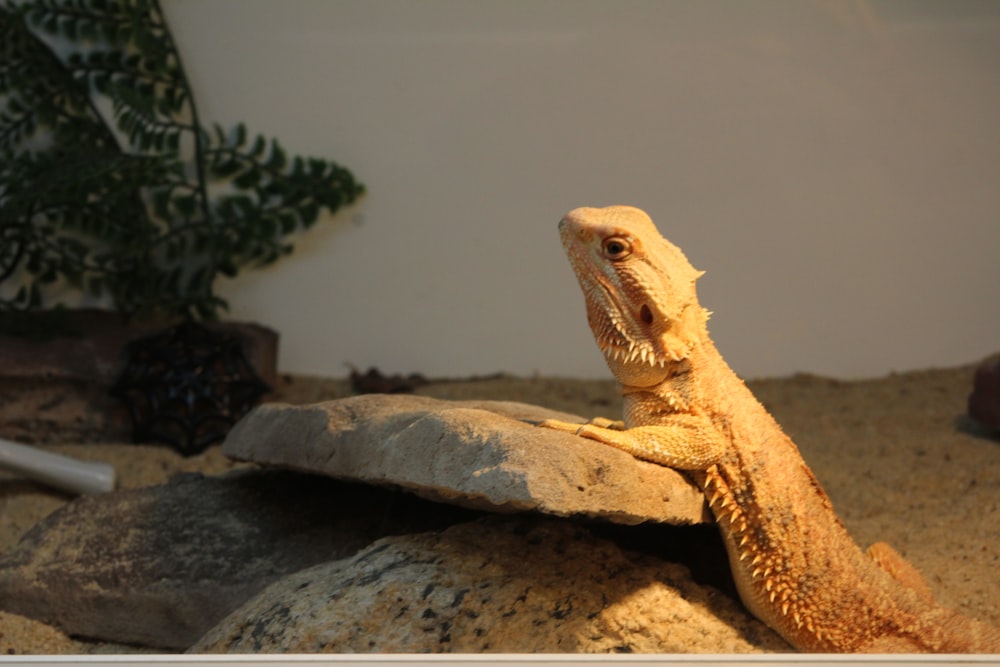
151,0,211,227
150,0,214,315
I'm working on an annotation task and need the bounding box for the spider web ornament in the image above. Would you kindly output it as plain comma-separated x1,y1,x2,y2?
111,321,270,455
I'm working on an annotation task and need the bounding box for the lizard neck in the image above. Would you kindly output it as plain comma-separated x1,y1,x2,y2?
602,302,711,391
614,322,727,422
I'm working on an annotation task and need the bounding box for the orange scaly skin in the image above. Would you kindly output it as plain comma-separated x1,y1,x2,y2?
541,205,1000,653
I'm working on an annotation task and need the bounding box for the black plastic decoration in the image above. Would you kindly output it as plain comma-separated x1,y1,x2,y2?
111,321,270,455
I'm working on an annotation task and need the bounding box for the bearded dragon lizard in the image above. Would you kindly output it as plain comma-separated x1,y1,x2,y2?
540,205,1000,653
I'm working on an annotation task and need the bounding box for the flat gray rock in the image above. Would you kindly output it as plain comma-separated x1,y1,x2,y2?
193,516,788,654
0,469,473,650
222,395,708,526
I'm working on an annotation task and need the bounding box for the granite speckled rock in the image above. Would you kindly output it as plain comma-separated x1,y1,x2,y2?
192,516,789,654
0,469,473,650
222,395,708,526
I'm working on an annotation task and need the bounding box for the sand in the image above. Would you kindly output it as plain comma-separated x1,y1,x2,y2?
0,364,997,653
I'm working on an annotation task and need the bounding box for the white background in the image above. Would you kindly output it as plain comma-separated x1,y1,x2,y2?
163,0,1000,380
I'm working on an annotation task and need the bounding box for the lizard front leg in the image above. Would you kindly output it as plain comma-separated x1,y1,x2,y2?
538,413,725,471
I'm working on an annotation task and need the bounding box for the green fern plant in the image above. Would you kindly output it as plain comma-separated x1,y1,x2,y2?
0,0,364,321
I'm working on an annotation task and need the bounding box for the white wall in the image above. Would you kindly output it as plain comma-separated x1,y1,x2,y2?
165,0,1000,380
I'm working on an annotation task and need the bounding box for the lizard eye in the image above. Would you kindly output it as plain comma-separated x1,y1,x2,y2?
602,237,632,260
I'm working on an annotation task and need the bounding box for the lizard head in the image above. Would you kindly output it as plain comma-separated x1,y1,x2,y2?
559,205,708,387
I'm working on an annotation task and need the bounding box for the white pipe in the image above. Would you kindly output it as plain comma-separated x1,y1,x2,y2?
0,437,116,495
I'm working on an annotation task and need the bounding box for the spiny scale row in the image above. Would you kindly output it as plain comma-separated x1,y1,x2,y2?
704,468,831,644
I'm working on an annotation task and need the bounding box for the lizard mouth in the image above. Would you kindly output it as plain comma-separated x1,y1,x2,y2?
591,280,673,367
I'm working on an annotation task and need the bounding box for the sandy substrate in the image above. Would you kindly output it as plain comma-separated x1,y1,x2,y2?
0,364,998,654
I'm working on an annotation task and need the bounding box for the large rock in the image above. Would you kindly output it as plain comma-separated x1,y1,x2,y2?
222,395,708,526
0,469,473,650
193,516,789,653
